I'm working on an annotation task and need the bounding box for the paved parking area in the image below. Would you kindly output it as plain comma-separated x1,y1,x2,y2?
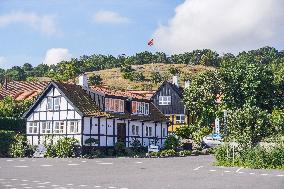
0,156,283,189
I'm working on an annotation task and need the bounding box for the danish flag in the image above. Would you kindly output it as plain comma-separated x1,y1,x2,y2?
147,38,154,46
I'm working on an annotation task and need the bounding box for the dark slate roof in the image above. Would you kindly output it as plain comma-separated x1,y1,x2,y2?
53,82,108,117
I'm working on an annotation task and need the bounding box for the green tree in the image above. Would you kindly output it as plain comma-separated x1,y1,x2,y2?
89,74,103,85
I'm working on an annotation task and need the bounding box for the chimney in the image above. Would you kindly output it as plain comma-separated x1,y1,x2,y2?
78,74,88,88
172,75,179,87
184,80,190,88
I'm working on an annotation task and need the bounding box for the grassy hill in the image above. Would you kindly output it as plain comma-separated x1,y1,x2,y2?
86,63,215,91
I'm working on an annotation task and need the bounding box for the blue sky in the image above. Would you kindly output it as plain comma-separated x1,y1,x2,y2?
1,0,283,69
0,0,183,69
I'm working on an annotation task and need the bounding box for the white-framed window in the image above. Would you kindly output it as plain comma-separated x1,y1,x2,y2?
54,121,65,134
159,96,171,105
131,125,139,136
41,122,51,134
176,115,185,124
69,121,79,134
47,97,60,110
47,97,53,110
27,122,38,134
145,126,153,137
162,127,166,137
132,101,150,115
105,98,124,113
54,97,60,110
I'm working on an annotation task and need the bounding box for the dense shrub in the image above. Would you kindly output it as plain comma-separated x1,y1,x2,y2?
164,135,180,151
114,141,126,156
55,137,79,158
9,134,33,158
179,150,192,156
0,130,15,157
0,117,26,133
214,143,284,169
160,149,177,157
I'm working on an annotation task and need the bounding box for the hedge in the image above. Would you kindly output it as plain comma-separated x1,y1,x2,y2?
0,117,26,133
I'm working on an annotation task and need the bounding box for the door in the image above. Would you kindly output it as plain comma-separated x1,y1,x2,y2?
117,123,126,145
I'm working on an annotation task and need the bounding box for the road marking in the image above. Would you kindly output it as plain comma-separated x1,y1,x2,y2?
14,165,29,168
209,169,216,172
10,179,18,180
98,163,113,165
95,161,102,163
108,187,117,189
224,170,231,173
33,180,40,182
249,173,255,175
135,162,143,164
120,188,128,189
236,167,243,173
81,161,87,163
40,164,53,167
94,186,101,188
79,185,88,187
21,180,29,182
19,160,26,162
23,187,32,189
276,174,284,177
261,174,268,176
51,184,59,187
21,184,28,186
37,186,46,188
4,185,13,187
193,166,203,171
67,184,74,186
6,159,13,162
238,172,244,174
68,164,80,166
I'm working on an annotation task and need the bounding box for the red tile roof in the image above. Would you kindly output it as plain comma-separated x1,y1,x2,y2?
0,81,49,101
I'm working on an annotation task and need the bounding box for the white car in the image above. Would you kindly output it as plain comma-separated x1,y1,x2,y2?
202,134,223,148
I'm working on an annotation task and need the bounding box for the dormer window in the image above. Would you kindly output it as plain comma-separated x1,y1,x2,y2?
105,98,124,113
159,96,171,105
132,101,149,115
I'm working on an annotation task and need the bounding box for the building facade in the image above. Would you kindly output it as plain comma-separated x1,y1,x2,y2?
23,77,168,148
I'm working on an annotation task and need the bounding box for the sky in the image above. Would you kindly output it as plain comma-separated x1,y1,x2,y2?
0,0,284,69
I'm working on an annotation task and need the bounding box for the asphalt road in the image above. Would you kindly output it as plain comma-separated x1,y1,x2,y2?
0,155,283,189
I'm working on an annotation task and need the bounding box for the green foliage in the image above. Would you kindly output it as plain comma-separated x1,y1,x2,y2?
214,143,284,169
84,138,99,146
89,74,103,85
183,71,220,127
175,124,198,139
26,76,39,81
169,67,180,76
192,126,212,145
150,71,163,84
0,117,26,133
0,130,15,157
130,139,142,154
114,141,126,156
178,150,192,156
163,135,180,151
226,104,272,146
54,137,79,158
9,134,31,158
270,109,284,135
0,96,33,118
160,149,177,157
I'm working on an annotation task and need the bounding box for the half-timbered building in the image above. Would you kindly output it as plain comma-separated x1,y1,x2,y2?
23,75,168,148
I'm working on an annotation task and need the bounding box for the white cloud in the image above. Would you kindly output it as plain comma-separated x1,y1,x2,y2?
0,11,57,35
0,56,6,65
153,0,284,54
43,48,72,66
93,10,130,24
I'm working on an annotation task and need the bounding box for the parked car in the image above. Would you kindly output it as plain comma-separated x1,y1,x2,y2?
202,134,223,148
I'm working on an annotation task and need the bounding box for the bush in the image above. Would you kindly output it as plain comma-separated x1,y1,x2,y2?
179,150,192,156
149,151,160,157
55,137,78,158
0,117,26,133
214,143,284,169
164,135,180,151
160,149,177,157
114,141,126,156
0,130,15,157
9,134,32,158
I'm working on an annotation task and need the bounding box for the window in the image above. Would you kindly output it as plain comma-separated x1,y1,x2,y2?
176,115,185,124
159,96,171,105
69,121,79,134
41,122,51,134
47,97,53,110
47,97,60,110
132,101,150,115
145,126,153,137
162,128,166,137
105,98,124,113
131,125,139,136
54,121,65,134
28,122,38,134
54,97,60,110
